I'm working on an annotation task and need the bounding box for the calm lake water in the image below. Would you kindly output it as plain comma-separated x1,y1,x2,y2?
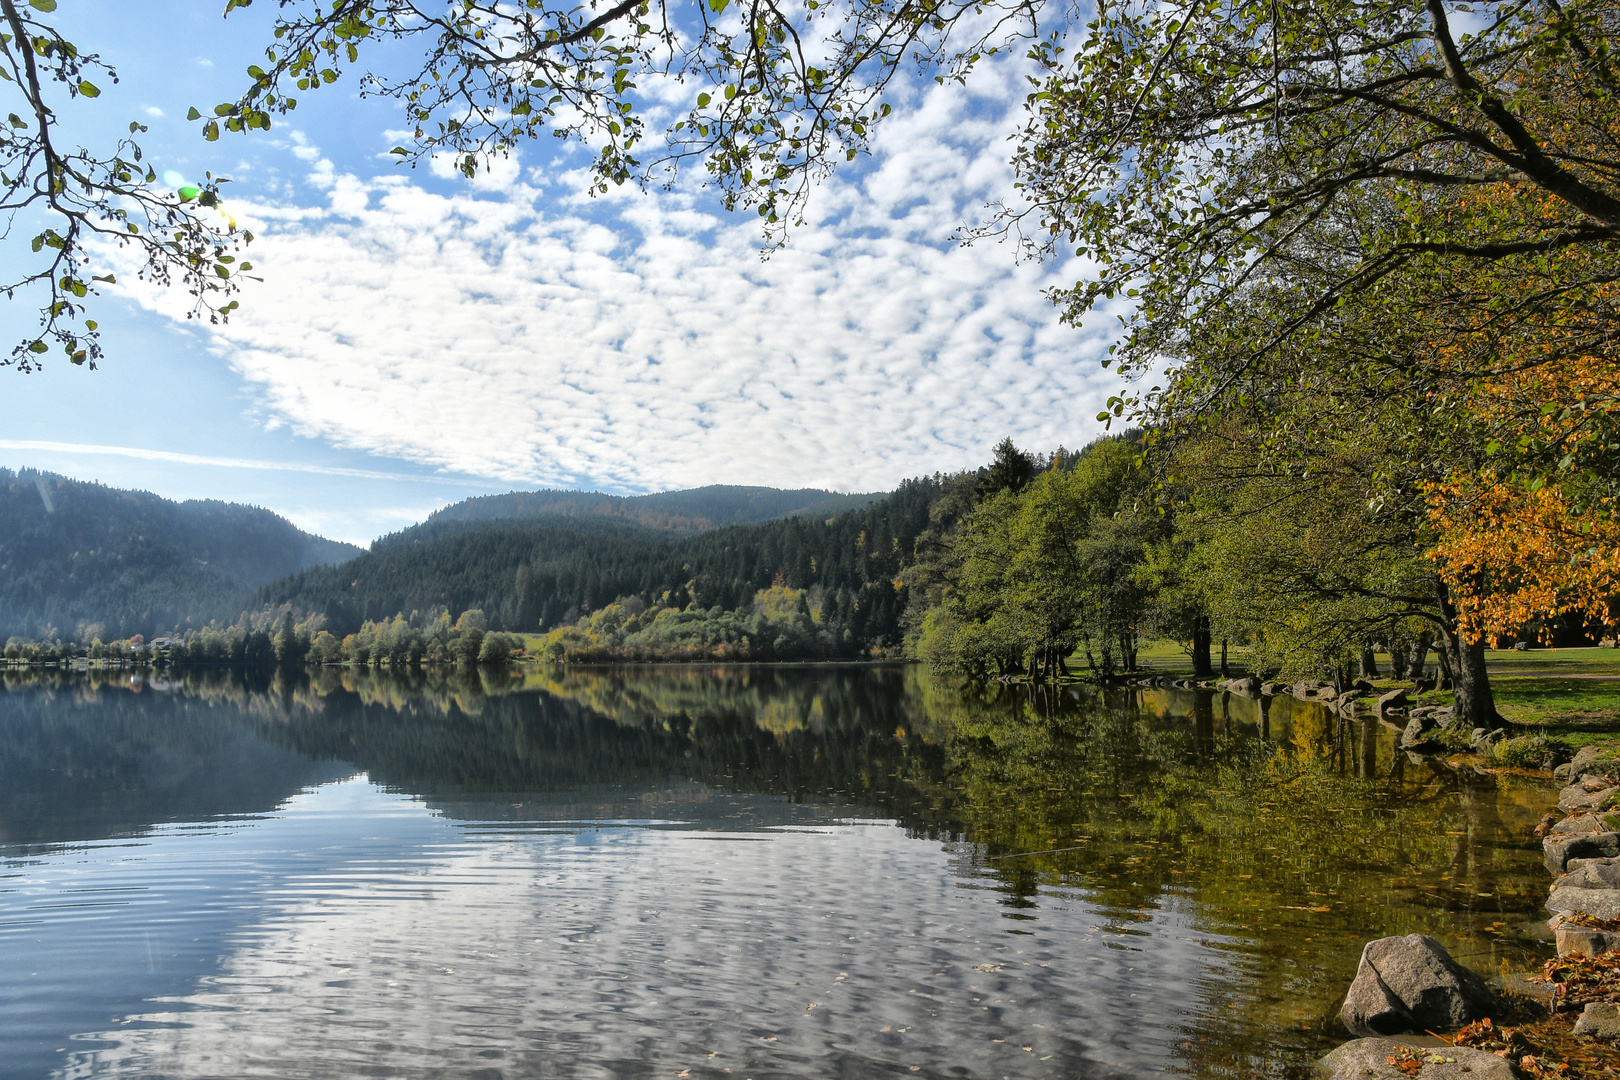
0,664,1554,1080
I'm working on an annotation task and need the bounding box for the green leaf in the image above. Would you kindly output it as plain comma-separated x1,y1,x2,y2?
697,93,711,108
203,120,219,141
77,81,99,98
28,0,57,12
389,146,408,155
187,106,202,121
27,341,48,353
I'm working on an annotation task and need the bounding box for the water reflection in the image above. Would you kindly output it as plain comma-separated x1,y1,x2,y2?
0,666,1552,1080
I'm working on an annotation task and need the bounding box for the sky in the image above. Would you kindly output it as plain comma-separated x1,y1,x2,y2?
0,1,1128,546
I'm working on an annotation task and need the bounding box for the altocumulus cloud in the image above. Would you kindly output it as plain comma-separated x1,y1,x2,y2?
122,62,1127,493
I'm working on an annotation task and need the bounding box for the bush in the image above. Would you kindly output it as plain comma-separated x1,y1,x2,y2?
1485,734,1573,769
1431,723,1476,751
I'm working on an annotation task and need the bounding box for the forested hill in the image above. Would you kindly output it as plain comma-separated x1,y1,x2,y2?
257,477,951,648
426,485,885,532
0,469,363,641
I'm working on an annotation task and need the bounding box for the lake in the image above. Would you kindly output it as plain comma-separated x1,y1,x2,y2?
0,664,1553,1079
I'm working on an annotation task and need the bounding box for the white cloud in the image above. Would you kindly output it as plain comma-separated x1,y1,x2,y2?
119,61,1127,494
143,105,163,118
0,440,483,485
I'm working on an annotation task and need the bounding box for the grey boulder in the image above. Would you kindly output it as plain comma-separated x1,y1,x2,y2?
1317,1037,1519,1079
1548,858,1620,921
1575,1001,1620,1040
1553,813,1607,836
1544,831,1620,876
1555,921,1620,957
1338,934,1497,1037
1559,779,1618,815
1377,688,1411,715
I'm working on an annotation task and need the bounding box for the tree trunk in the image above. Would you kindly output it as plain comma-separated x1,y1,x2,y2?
1359,644,1379,679
1389,631,1410,680
1101,634,1114,678
1191,614,1213,678
1219,638,1229,677
1435,581,1503,729
1434,643,1454,690
1409,633,1433,682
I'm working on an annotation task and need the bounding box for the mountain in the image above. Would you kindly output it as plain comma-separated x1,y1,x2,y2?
257,478,947,645
0,469,363,640
426,485,885,532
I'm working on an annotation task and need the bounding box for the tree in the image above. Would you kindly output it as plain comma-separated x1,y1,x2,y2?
979,437,1036,499
215,0,1046,232
1,0,251,370
1012,0,1620,408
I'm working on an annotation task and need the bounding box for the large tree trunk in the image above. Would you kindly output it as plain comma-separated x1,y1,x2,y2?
1389,630,1410,680
1435,581,1504,729
1359,644,1379,679
1409,633,1433,681
1219,638,1229,677
1191,614,1213,677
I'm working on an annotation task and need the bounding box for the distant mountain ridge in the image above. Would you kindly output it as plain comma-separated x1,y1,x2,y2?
0,469,363,640
426,485,885,532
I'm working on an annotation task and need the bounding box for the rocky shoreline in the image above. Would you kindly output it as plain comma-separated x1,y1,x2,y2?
1313,745,1620,1078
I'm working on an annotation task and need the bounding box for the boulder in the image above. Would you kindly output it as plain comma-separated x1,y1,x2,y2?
1260,681,1286,696
1559,779,1619,815
1555,921,1620,958
1317,1037,1519,1079
1548,858,1620,921
1544,831,1620,875
1553,813,1608,836
1401,717,1432,747
1576,1001,1620,1039
1337,934,1497,1037
1377,688,1410,716
1555,745,1618,785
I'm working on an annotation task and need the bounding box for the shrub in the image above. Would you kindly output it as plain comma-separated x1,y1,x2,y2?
1485,734,1573,769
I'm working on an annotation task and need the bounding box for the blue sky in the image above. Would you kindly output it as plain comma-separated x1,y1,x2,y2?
1,1,1127,545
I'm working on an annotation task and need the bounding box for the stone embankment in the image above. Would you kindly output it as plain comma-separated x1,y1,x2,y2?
1323,934,1516,1078
1318,748,1620,1075
1127,672,1515,754
1542,748,1620,960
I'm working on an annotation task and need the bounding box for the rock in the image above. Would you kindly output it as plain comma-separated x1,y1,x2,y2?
1553,813,1607,836
1534,812,1560,838
1548,880,1620,919
1557,746,1618,785
1575,1001,1620,1039
1401,716,1437,747
1514,641,1531,651
1377,688,1410,716
1317,1036,1520,1079
1560,779,1619,815
1544,831,1620,875
1260,681,1286,696
1337,934,1497,1037
1352,679,1375,692
1555,921,1620,958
